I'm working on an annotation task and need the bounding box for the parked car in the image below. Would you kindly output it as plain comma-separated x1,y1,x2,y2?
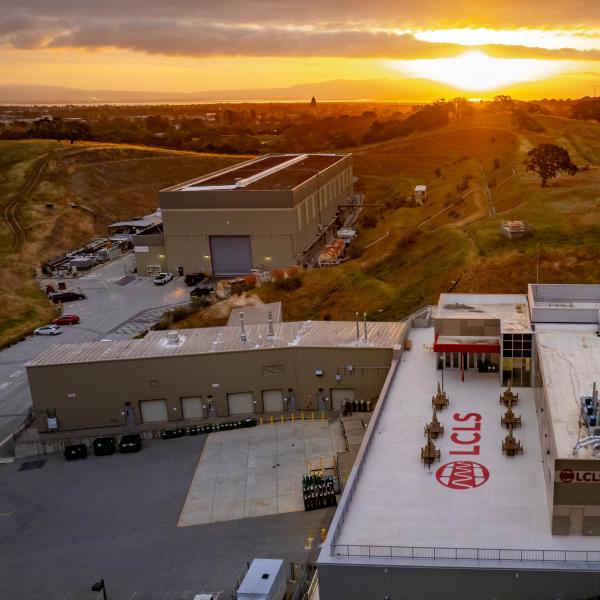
191,284,215,298
93,437,116,456
184,272,206,287
50,290,86,304
52,314,80,325
34,324,62,336
119,433,142,453
153,273,173,286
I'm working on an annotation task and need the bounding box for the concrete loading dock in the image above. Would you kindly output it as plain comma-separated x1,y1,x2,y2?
26,320,404,433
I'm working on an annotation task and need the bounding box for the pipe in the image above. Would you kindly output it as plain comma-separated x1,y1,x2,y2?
355,312,360,341
363,312,367,341
267,310,274,337
240,312,247,343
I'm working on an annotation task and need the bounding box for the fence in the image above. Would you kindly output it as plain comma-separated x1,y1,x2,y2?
329,544,600,563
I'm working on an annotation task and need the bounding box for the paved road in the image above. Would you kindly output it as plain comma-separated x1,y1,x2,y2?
0,255,189,448
0,436,333,599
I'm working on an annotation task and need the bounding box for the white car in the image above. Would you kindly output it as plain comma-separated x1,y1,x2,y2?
153,273,174,285
34,324,62,336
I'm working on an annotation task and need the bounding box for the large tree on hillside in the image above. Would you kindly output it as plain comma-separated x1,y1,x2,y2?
523,143,578,187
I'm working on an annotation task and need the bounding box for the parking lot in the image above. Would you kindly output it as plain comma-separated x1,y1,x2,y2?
0,254,189,448
0,435,335,600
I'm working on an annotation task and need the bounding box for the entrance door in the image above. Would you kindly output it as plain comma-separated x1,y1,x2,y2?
209,235,252,277
331,389,356,411
569,508,584,535
227,392,254,415
146,265,161,276
262,389,284,412
139,399,168,423
181,396,205,420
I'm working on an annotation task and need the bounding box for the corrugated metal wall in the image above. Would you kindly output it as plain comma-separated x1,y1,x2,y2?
318,563,600,600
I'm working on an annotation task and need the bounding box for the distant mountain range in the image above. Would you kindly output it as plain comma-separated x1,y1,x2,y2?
0,79,458,104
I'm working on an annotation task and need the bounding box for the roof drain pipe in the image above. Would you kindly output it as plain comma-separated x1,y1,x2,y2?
355,312,360,342
363,312,368,342
240,312,247,343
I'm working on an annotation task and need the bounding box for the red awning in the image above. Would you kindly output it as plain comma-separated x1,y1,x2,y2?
433,334,500,354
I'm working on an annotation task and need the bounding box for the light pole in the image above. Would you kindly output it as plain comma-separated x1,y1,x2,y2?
91,579,107,600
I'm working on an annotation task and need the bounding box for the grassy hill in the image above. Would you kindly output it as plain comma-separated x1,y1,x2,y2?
0,140,242,346
242,111,600,323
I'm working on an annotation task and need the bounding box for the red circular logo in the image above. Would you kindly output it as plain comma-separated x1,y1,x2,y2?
436,461,490,490
560,469,575,483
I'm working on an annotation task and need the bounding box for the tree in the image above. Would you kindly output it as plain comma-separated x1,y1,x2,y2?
523,144,578,187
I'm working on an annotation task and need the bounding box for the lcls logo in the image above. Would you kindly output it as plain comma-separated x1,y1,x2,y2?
436,461,490,490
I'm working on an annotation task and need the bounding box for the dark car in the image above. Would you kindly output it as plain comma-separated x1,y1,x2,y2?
64,444,87,460
50,291,86,304
93,437,116,456
184,272,206,287
191,284,215,298
119,433,142,453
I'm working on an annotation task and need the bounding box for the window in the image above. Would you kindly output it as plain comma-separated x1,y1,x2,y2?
262,364,285,376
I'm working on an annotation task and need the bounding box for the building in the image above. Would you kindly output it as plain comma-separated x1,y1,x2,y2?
318,286,600,600
26,320,403,433
133,153,355,277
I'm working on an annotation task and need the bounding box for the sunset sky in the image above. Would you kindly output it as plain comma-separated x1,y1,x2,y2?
1,0,599,99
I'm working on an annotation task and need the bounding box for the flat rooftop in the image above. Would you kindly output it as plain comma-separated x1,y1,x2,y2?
169,153,347,192
26,320,404,366
436,293,531,333
320,327,600,571
536,325,600,459
529,284,600,324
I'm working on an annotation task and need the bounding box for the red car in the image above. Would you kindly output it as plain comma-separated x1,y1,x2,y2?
52,314,80,325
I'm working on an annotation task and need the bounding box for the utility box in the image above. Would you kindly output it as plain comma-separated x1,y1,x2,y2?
236,558,286,600
414,184,427,205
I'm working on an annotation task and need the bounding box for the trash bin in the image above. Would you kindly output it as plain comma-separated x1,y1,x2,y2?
93,437,115,456
64,444,87,460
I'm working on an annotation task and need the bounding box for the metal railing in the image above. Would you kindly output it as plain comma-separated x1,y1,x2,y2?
330,544,600,563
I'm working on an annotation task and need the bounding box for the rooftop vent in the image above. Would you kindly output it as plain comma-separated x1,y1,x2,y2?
167,331,180,345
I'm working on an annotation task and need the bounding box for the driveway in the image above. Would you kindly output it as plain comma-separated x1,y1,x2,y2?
0,254,189,449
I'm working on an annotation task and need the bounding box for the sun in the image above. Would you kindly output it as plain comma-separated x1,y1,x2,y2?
389,50,563,92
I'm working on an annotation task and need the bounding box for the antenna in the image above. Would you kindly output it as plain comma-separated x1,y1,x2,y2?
363,312,367,341
267,310,275,338
240,312,247,343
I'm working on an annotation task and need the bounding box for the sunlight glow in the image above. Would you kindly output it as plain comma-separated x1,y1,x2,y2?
414,28,600,52
392,51,564,92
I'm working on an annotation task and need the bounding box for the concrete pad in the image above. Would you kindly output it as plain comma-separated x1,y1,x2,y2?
178,419,343,526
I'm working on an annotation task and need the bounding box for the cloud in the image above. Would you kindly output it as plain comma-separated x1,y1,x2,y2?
0,1,598,60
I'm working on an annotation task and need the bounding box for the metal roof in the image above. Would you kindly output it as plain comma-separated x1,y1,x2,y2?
26,320,404,367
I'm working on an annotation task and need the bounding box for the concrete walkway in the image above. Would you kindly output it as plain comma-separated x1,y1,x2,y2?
178,419,346,526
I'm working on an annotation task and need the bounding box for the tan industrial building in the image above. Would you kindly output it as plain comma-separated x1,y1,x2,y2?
134,153,355,277
26,320,403,433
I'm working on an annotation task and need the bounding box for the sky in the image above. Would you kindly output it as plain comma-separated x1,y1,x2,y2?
1,0,599,99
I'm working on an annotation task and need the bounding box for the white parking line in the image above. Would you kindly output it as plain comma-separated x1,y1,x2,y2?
0,382,11,391
9,370,23,378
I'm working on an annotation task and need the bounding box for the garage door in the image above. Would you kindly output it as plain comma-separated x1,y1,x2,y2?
210,235,252,277
331,388,356,411
262,389,284,413
181,396,204,420
140,399,168,423
227,392,255,416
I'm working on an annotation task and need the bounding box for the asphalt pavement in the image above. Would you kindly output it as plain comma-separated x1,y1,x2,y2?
0,254,190,449
0,436,333,600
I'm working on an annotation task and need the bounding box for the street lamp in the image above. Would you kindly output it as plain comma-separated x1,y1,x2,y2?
91,579,107,600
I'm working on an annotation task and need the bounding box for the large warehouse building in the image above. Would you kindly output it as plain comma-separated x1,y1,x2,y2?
26,320,403,432
317,285,600,600
134,153,355,277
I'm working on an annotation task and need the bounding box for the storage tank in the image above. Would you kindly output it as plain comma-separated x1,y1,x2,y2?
318,238,345,267
236,558,286,600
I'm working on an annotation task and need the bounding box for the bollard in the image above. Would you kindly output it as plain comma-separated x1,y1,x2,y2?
269,415,274,424
321,411,325,420
292,413,295,422
259,416,263,426
281,414,284,423
321,528,327,542
301,411,304,421
311,411,315,420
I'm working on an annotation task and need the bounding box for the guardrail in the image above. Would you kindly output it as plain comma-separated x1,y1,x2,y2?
330,544,600,563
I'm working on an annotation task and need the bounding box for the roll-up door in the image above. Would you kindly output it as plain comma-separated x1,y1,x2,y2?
227,392,254,415
210,235,252,277
262,389,284,412
331,388,356,411
181,396,205,420
140,399,168,423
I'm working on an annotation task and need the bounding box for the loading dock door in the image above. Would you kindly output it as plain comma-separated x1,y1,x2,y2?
263,389,284,412
210,235,252,277
181,396,204,420
227,392,255,416
140,399,168,423
331,388,356,411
